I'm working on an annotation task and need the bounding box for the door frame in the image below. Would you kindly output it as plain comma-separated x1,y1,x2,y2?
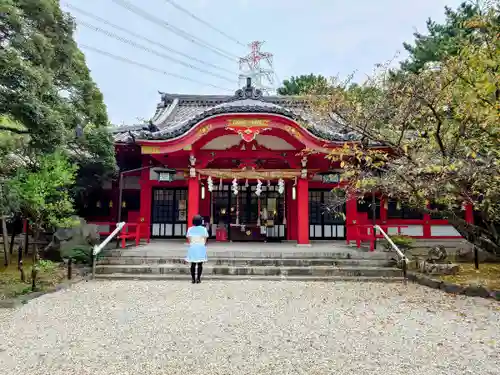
308,188,346,240
150,187,188,238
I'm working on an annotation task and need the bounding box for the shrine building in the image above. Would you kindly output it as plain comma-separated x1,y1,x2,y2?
82,79,469,245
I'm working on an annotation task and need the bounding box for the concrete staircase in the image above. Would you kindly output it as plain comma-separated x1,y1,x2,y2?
94,245,404,282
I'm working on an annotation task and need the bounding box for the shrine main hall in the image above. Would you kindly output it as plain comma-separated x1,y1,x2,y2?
83,80,466,245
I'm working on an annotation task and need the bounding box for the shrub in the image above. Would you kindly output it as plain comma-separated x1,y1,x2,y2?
383,235,415,252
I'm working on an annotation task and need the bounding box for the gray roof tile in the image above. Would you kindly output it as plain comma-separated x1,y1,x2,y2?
113,84,362,143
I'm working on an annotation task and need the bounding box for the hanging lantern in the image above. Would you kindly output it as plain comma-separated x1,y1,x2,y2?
108,201,113,208
232,178,238,195
396,201,401,210
96,201,101,208
292,186,296,200
255,179,262,196
207,176,214,192
245,179,249,188
122,201,127,208
219,178,223,190
277,178,285,195
267,179,271,187
201,184,206,200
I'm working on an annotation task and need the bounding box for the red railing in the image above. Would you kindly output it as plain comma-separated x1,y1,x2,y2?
347,224,408,251
89,221,150,248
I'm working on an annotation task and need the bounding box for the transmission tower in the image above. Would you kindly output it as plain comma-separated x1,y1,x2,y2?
238,41,275,95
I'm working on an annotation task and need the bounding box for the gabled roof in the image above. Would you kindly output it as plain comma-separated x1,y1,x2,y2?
111,82,362,143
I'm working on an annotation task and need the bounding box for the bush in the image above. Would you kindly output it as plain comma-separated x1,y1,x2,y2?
383,235,415,252
63,245,93,265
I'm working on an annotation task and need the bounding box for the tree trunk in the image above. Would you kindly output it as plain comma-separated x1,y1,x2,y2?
18,245,25,282
24,220,29,255
1,216,9,266
31,227,39,292
9,228,16,256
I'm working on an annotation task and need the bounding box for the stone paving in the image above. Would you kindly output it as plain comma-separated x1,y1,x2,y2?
0,280,499,375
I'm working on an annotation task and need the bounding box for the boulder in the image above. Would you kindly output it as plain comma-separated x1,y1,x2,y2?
455,246,498,263
42,217,100,262
418,260,459,275
427,245,447,263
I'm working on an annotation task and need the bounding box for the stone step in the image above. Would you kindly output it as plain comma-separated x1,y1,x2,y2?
97,257,396,267
94,264,403,278
94,274,404,282
100,250,395,260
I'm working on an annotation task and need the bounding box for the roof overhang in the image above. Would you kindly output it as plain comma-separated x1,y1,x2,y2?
137,113,349,154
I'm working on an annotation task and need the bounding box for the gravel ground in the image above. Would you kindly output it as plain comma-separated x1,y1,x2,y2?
0,280,499,375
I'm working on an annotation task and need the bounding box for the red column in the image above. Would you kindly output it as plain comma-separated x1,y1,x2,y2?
345,190,358,245
139,167,152,240
296,178,309,245
423,202,432,238
465,203,474,224
187,177,200,227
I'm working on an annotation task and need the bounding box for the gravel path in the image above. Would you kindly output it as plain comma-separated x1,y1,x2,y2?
0,280,499,375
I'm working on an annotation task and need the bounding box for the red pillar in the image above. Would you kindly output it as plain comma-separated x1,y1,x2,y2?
345,190,359,246
423,201,432,238
465,203,474,224
296,178,309,245
187,177,200,227
139,166,152,239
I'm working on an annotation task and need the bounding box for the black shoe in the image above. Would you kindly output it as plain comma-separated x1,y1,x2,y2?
196,279,201,284
191,280,196,284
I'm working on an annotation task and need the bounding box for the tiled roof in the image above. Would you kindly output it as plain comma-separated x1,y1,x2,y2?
112,83,361,143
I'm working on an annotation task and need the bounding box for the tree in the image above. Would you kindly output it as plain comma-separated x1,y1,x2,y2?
277,74,330,95
0,0,116,188
8,151,77,288
400,1,481,73
311,4,500,254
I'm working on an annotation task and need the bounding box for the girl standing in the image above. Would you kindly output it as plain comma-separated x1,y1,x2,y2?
186,214,209,283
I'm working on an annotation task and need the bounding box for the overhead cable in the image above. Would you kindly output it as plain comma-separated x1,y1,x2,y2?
63,2,236,76
78,20,235,83
80,44,234,92
110,0,239,62
161,0,247,47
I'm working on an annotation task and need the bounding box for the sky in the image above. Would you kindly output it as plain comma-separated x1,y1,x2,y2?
63,0,465,126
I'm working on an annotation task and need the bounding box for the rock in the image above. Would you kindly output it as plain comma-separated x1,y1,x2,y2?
418,260,459,275
463,284,490,298
419,275,442,289
455,246,497,263
427,245,447,263
42,217,100,262
489,290,500,301
441,282,465,295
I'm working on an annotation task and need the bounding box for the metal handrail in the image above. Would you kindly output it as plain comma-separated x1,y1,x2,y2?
374,225,408,281
91,222,126,279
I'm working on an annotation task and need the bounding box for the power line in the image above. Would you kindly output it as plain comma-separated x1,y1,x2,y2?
80,44,233,92
77,20,235,83
63,2,237,76
110,0,239,62
161,0,246,47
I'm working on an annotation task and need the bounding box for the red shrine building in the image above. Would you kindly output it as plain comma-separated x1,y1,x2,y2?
82,80,468,245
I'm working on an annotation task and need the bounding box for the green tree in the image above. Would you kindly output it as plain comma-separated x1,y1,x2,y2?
0,0,116,187
400,1,487,73
277,74,330,95
312,4,500,254
8,151,77,287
